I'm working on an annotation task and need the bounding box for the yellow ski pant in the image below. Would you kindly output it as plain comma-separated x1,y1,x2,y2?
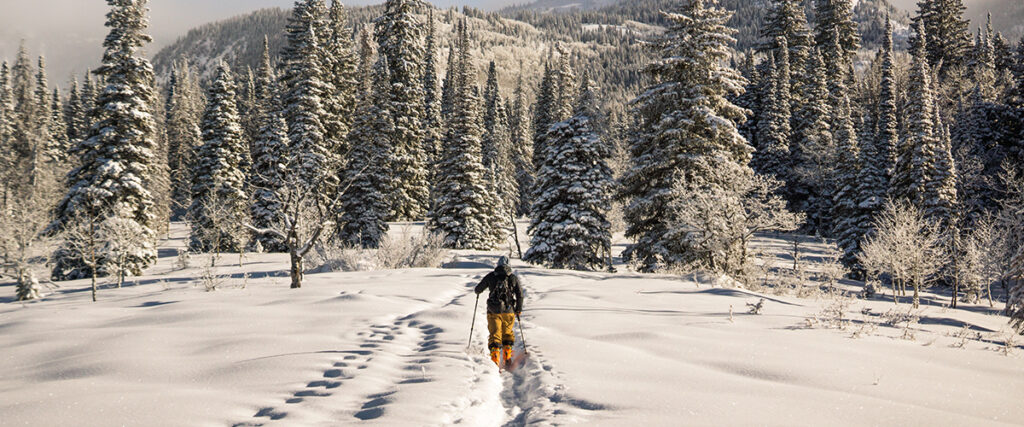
486,313,515,349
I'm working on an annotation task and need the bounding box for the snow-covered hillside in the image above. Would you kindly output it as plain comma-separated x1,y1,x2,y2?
2,224,1022,426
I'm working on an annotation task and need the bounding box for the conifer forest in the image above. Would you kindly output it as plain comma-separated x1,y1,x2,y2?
2,0,1024,424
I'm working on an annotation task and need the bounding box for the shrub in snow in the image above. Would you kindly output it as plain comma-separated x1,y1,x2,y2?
858,201,945,308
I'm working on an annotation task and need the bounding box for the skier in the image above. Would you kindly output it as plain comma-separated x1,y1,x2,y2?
474,256,524,368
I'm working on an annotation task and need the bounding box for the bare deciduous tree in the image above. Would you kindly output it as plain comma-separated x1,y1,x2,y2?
59,212,105,302
859,201,946,308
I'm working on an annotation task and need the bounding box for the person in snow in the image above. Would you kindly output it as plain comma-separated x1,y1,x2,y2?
474,256,524,367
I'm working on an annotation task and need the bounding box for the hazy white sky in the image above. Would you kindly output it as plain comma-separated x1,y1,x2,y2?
0,0,514,82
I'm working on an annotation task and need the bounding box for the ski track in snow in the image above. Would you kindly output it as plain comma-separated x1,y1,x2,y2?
230,269,592,426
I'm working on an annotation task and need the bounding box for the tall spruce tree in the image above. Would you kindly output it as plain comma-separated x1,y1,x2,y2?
0,62,12,210
189,63,249,252
428,19,500,250
63,79,85,162
509,72,534,216
49,0,159,281
893,21,936,205
281,18,332,204
790,49,834,232
829,93,865,265
249,43,289,252
340,33,393,248
375,0,430,220
422,8,442,171
532,60,557,175
877,16,899,185
911,0,971,75
525,75,613,270
324,0,358,163
166,60,203,217
814,0,859,68
753,40,792,183
620,0,752,272
482,61,502,174
758,0,813,73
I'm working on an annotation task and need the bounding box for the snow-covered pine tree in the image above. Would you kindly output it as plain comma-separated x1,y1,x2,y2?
63,79,86,163
753,40,792,184
49,0,159,280
49,87,67,164
249,112,290,252
482,61,503,175
877,16,898,185
339,33,393,248
440,40,456,121
375,0,430,221
324,0,358,165
923,100,956,225
281,18,332,203
735,53,761,152
422,8,442,171
893,21,936,206
532,60,556,174
814,0,859,69
33,56,52,147
428,19,500,250
166,60,203,218
790,48,834,233
525,74,613,270
249,43,289,252
189,62,249,253
621,0,752,272
911,0,971,75
0,62,12,207
758,0,813,74
8,46,43,190
509,72,535,216
829,93,865,266
552,44,577,125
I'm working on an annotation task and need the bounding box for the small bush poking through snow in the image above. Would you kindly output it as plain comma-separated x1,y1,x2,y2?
747,298,765,314
308,231,449,273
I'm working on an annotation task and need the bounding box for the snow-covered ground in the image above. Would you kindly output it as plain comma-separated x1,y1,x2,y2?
2,224,1023,426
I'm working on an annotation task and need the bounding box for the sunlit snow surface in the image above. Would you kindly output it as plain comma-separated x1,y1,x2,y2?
1,224,1022,426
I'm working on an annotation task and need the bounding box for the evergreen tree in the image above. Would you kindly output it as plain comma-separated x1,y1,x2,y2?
422,8,443,171
0,62,13,209
525,75,613,270
63,79,86,162
790,49,834,232
428,19,500,250
340,33,392,248
509,73,535,216
324,1,358,165
440,40,456,121
620,0,752,272
50,0,160,280
877,16,899,184
532,60,556,173
249,40,288,252
552,44,577,124
166,60,203,217
829,93,865,265
753,41,792,183
482,61,502,173
923,100,957,224
49,87,66,164
911,0,971,75
758,0,813,71
33,56,51,145
814,0,859,67
281,18,331,203
375,0,430,220
189,63,249,252
893,21,936,205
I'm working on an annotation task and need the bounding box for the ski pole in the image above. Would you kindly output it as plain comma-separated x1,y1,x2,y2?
468,294,479,348
516,313,527,353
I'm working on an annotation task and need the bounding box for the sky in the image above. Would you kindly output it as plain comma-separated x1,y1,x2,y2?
0,0,516,82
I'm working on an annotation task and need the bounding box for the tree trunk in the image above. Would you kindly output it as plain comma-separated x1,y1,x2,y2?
509,212,522,259
951,276,958,309
90,247,97,302
290,251,302,289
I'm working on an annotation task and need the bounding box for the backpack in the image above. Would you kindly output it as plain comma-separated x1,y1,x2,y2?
490,267,517,312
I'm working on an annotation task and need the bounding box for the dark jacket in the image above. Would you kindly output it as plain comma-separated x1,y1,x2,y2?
474,265,523,314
